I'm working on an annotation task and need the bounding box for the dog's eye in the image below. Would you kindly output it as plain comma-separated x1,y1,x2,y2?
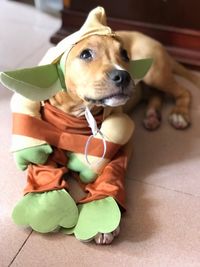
80,49,93,61
120,49,129,62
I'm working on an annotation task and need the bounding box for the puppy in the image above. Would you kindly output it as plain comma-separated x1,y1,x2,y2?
50,32,199,244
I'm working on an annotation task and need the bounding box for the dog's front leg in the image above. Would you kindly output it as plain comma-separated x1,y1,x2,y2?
66,112,134,244
94,136,134,245
94,225,120,245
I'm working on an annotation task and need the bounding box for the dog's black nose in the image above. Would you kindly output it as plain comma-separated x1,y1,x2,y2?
108,69,131,87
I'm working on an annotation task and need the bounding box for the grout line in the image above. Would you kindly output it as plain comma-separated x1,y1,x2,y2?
128,177,200,198
8,230,33,267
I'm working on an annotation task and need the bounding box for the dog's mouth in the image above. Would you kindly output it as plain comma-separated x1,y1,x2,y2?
84,92,131,107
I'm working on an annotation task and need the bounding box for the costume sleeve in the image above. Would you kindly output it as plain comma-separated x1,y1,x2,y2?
79,148,128,210
10,93,47,152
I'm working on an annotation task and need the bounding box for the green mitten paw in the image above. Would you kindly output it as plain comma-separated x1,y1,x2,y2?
67,153,97,183
62,197,121,241
13,144,53,170
12,189,79,233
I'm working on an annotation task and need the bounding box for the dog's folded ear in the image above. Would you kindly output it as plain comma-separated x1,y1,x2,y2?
0,63,66,101
129,58,153,82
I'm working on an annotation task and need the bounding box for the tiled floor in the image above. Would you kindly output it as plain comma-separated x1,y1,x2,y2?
0,1,200,266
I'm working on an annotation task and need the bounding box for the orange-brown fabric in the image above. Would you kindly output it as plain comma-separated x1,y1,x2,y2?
79,150,127,209
24,149,69,194
12,103,121,159
24,146,127,209
42,102,102,135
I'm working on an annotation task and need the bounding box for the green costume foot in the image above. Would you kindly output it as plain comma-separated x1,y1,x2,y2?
12,189,79,233
67,153,97,183
62,197,121,241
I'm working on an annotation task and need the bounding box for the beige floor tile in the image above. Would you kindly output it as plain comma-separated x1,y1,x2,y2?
0,21,56,69
128,75,200,196
9,180,200,267
0,85,32,267
0,0,60,210
0,1,60,69
0,3,60,265
0,1,60,30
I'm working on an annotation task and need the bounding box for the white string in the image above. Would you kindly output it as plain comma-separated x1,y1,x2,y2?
84,107,107,166
84,106,99,136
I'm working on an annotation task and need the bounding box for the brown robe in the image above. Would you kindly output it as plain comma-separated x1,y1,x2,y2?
12,102,127,209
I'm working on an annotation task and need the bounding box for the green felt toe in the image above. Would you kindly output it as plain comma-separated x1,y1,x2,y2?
12,189,79,233
62,197,121,241
67,153,97,183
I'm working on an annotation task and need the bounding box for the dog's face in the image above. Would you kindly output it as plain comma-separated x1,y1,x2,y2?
64,35,134,107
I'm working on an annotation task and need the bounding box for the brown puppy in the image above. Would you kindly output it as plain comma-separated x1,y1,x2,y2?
48,32,200,244
5,7,199,245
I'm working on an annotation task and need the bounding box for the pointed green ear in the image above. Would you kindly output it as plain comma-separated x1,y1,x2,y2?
0,64,66,101
129,58,153,80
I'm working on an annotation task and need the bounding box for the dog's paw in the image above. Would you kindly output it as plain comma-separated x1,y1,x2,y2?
169,113,190,129
94,226,120,245
62,197,121,243
143,109,161,131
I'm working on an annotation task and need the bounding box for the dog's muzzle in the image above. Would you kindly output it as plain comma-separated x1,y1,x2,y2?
100,69,133,106
84,69,134,107
107,69,131,88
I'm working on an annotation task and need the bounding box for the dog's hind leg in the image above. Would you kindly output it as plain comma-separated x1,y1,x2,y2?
143,62,191,129
152,78,191,129
167,80,191,129
143,88,163,130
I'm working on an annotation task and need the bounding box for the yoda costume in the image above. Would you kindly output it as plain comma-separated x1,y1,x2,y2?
0,7,152,241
